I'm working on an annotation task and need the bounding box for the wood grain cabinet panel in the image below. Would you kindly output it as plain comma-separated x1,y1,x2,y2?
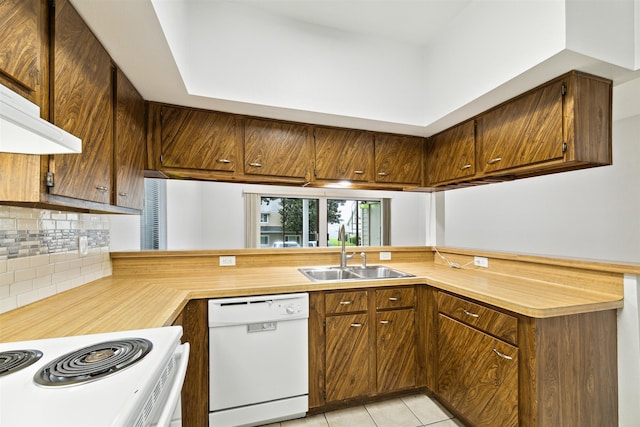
49,0,113,204
427,120,476,185
438,314,518,427
376,308,416,393
314,127,374,182
0,0,43,100
325,291,368,314
375,287,415,310
374,134,424,185
437,292,517,345
160,106,240,172
325,313,371,402
114,69,145,210
478,80,565,173
244,118,312,179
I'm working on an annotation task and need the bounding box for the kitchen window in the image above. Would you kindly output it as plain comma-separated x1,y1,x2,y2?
245,192,389,248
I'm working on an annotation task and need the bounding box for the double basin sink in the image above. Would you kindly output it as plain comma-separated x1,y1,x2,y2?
299,265,415,282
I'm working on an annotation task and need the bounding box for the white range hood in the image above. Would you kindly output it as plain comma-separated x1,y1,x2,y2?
0,83,81,154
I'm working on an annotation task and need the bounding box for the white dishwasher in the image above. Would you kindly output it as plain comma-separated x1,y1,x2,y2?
208,293,309,427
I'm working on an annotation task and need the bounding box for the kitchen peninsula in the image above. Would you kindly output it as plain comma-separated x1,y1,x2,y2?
0,246,634,427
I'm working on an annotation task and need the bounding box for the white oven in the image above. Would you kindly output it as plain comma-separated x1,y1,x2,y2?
0,326,189,427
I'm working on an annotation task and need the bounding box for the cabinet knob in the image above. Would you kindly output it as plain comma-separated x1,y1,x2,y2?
350,323,362,327
463,309,480,318
248,162,263,168
377,172,388,177
379,320,391,324
217,159,231,164
493,348,513,360
460,164,472,170
339,301,353,305
118,192,128,197
95,185,108,192
354,170,365,174
487,157,502,165
388,297,399,301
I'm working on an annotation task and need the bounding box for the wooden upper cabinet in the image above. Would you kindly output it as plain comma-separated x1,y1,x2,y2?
427,120,476,185
478,80,564,173
49,0,113,205
244,118,312,180
0,0,43,102
314,127,374,182
374,134,424,185
160,106,240,173
114,69,145,210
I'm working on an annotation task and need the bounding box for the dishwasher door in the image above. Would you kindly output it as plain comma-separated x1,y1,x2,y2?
208,293,309,426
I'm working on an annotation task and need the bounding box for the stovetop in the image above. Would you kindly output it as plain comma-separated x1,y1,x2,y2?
0,326,182,427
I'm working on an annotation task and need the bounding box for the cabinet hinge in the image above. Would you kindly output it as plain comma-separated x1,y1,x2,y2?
561,83,567,96
45,172,55,188
562,142,567,153
160,155,164,164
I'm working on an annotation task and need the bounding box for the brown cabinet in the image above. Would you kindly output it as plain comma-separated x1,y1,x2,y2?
427,120,476,185
0,0,45,104
49,0,113,204
375,287,416,393
374,134,424,185
437,314,518,426
114,69,145,210
244,118,312,180
159,105,241,174
314,127,374,182
477,71,611,177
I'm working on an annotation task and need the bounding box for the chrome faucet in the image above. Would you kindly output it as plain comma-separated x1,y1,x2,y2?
338,224,354,268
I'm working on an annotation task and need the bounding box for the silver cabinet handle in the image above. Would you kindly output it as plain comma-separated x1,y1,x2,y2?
350,323,362,327
460,164,472,170
354,170,365,174
248,162,263,168
388,297,399,301
493,348,513,360
487,157,502,165
377,172,388,176
379,320,391,324
339,301,353,305
118,192,128,197
463,309,479,318
96,185,108,192
217,159,231,164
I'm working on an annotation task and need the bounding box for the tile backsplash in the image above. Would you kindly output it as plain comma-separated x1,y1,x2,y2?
0,205,112,314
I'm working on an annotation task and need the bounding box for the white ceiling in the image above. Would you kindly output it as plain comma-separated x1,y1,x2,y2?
69,0,638,136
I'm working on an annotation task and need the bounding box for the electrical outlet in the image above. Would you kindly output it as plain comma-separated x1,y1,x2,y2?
474,256,489,268
78,236,88,256
379,251,392,261
219,256,236,266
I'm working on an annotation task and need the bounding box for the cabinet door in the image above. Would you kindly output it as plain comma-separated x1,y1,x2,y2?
427,120,476,185
314,127,373,182
478,80,564,173
49,0,113,204
0,0,41,97
244,118,311,179
114,69,144,210
160,106,240,172
376,308,416,393
438,315,518,427
374,135,423,185
325,313,371,401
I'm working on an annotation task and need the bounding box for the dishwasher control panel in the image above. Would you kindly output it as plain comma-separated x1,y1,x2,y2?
208,293,309,327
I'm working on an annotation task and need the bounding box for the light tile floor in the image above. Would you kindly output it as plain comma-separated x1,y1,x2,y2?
260,394,465,427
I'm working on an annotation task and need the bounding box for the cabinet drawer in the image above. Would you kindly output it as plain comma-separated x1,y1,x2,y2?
376,287,415,310
437,292,517,345
325,291,368,314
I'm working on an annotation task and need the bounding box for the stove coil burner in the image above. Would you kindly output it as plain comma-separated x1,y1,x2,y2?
34,338,152,387
0,350,43,377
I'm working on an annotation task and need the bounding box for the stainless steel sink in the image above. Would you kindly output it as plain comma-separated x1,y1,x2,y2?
298,265,414,282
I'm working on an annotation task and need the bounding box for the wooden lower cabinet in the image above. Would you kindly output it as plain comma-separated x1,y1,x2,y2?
376,308,416,393
325,313,371,401
437,314,518,426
